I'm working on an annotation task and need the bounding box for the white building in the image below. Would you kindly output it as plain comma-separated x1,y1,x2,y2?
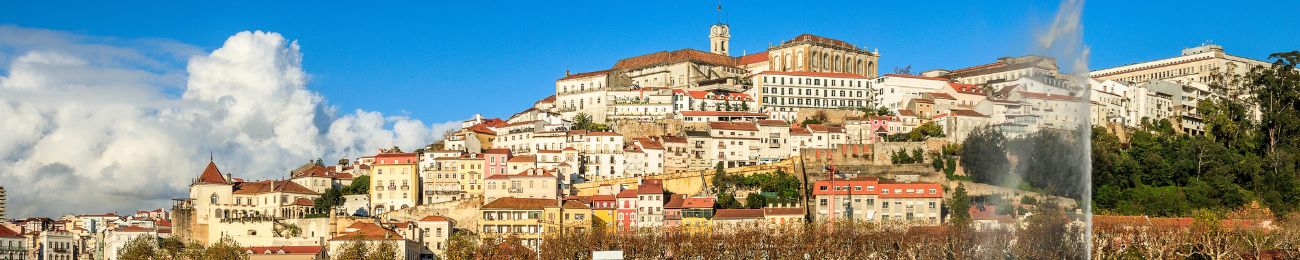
750,71,872,121
872,74,951,111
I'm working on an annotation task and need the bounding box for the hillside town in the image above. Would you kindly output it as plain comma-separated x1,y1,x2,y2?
0,20,1279,260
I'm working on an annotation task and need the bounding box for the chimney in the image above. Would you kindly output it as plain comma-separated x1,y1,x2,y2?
226,174,233,183
565,70,571,77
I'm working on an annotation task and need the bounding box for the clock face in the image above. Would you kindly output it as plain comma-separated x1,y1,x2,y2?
712,25,728,36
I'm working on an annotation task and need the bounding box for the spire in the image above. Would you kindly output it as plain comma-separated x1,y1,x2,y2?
716,0,722,24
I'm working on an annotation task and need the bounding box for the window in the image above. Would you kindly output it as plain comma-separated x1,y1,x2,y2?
210,194,218,204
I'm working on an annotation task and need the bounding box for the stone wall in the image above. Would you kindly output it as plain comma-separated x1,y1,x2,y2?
376,197,483,230
614,119,687,140
574,158,799,196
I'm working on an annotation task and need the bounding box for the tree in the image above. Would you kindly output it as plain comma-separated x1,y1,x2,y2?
372,241,399,260
724,101,733,111
334,240,368,260
745,193,768,209
948,184,972,230
313,186,344,215
342,175,370,195
202,237,249,260
739,102,750,111
712,162,729,193
572,113,594,131
118,235,157,260
961,126,1010,185
906,121,945,141
931,153,945,171
445,232,479,259
157,235,186,259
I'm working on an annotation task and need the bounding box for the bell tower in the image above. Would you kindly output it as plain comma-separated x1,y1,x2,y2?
709,23,730,56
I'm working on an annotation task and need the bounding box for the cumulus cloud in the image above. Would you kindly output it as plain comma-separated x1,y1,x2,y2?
0,26,458,218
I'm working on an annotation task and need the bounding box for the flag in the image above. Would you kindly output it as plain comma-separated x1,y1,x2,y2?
717,4,722,11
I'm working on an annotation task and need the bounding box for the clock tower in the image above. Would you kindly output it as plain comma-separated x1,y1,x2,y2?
709,23,730,56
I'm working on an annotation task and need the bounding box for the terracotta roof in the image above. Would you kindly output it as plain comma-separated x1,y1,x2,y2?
535,95,556,104
0,226,21,238
373,152,418,165
662,136,687,143
682,197,716,209
484,148,512,155
805,124,843,133
482,197,555,210
708,122,759,131
884,73,949,81
291,198,315,206
612,49,738,70
738,51,769,64
969,205,1015,223
756,120,788,126
155,219,172,227
467,124,497,135
790,127,812,136
763,207,804,216
616,189,639,198
713,209,765,220
638,181,663,195
949,82,985,95
759,71,867,79
562,147,578,151
897,109,916,117
419,216,451,222
329,222,405,241
558,70,610,80
558,200,590,209
949,109,988,117
233,180,320,195
507,155,536,163
486,168,556,180
591,195,616,202
663,194,687,209
196,161,228,185
634,138,664,150
243,246,324,255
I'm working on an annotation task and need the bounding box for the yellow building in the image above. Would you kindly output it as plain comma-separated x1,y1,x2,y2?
543,200,593,234
479,197,553,249
766,34,880,78
369,152,420,215
456,153,486,197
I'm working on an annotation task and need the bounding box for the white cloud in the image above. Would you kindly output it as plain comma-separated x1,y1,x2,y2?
0,26,458,218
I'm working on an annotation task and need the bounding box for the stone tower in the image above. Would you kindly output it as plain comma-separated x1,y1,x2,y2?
709,23,730,56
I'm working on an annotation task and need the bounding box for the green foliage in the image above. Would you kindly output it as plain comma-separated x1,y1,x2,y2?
445,232,479,260
960,127,1009,185
943,155,957,177
744,193,768,209
907,121,946,141
716,192,741,209
930,153,945,171
739,102,750,111
372,241,398,260
118,235,157,260
948,184,972,230
313,186,343,214
341,175,370,195
334,240,369,260
571,113,610,131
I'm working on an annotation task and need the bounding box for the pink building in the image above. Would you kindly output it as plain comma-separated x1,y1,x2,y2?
615,189,639,230
483,148,512,177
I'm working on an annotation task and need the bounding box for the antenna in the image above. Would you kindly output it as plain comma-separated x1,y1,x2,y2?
716,0,723,24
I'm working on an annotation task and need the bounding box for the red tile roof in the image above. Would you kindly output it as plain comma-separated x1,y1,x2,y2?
790,127,812,136
713,209,765,220
949,109,988,117
757,119,788,126
897,109,916,117
676,90,752,101
467,124,497,135
663,194,687,209
419,216,450,222
535,95,556,104
634,138,664,150
484,148,512,155
805,124,843,133
558,70,610,80
373,152,418,165
291,198,315,206
949,82,984,95
329,222,405,241
0,226,22,238
763,207,804,216
708,122,759,131
482,197,555,210
738,51,769,65
196,161,228,185
616,189,639,199
612,49,737,70
682,197,716,209
928,92,956,100
638,181,663,195
233,180,320,195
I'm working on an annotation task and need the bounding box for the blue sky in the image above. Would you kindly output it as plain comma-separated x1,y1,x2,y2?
3,0,1297,124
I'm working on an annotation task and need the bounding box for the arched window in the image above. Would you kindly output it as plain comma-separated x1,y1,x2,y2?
797,51,804,69
784,53,791,71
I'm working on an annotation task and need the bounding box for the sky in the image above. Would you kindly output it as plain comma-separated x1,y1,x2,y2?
0,1,1296,217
